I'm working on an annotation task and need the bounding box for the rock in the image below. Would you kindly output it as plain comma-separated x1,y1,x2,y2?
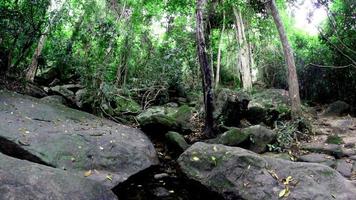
216,128,250,146
322,100,351,117
153,187,170,197
113,95,141,114
210,125,276,153
49,85,76,103
336,159,353,178
298,153,336,167
247,89,291,125
326,135,344,144
154,173,169,180
243,125,277,153
0,90,159,188
178,142,356,200
137,105,194,135
166,131,190,155
174,105,194,133
35,67,58,85
137,106,178,135
300,143,354,158
214,88,250,127
75,88,88,108
41,95,67,105
0,153,117,200
262,152,291,161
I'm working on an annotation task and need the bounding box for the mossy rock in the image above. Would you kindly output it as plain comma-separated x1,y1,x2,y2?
326,135,344,145
165,131,190,155
113,96,141,114
174,105,194,134
217,128,250,146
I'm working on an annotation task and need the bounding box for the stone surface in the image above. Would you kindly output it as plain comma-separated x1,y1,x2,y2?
322,100,351,117
214,88,250,127
211,125,276,153
165,131,190,155
178,142,356,200
0,90,159,188
336,159,353,178
0,153,117,200
137,105,194,135
301,143,355,158
246,89,291,125
41,95,67,105
298,153,336,167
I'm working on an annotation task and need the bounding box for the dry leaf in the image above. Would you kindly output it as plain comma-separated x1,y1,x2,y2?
279,188,290,198
84,170,92,177
192,156,200,161
106,174,113,181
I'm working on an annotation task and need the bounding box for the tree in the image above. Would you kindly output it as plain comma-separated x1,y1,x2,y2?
196,0,215,137
25,0,65,82
233,7,253,91
215,10,225,88
269,0,301,117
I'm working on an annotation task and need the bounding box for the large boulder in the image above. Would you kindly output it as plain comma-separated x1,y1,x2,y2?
246,89,291,125
178,142,356,200
0,90,159,188
137,105,194,135
0,153,117,200
209,125,277,153
165,131,190,155
214,88,250,127
322,100,351,117
49,84,84,104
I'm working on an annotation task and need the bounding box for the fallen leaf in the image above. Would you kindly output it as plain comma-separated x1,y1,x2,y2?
278,188,290,198
192,156,200,161
106,174,113,181
283,176,293,185
213,146,218,152
84,170,92,177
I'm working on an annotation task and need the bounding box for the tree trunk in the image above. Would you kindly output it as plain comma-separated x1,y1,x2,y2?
215,11,225,88
25,1,65,82
269,0,301,117
196,0,215,137
26,28,49,82
233,7,252,91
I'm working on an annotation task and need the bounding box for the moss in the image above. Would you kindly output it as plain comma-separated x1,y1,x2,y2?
219,128,250,146
326,135,343,144
114,96,141,114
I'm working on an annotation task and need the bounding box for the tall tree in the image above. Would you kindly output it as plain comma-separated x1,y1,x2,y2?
196,0,215,137
233,7,253,91
269,0,301,117
215,11,225,88
25,0,65,82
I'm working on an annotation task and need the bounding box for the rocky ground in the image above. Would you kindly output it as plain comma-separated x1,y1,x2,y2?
0,86,355,200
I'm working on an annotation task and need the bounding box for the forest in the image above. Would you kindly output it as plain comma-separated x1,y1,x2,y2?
0,0,355,199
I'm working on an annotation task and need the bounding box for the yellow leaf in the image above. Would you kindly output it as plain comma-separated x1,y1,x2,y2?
211,156,216,161
84,170,92,177
106,174,113,181
279,188,290,198
284,176,292,185
192,156,200,161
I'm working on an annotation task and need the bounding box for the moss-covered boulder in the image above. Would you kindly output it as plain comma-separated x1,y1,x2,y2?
322,100,351,117
137,105,194,135
0,90,159,188
246,89,291,125
214,88,250,127
217,128,250,146
165,131,190,155
178,142,356,200
137,106,178,135
0,153,117,200
209,125,276,153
